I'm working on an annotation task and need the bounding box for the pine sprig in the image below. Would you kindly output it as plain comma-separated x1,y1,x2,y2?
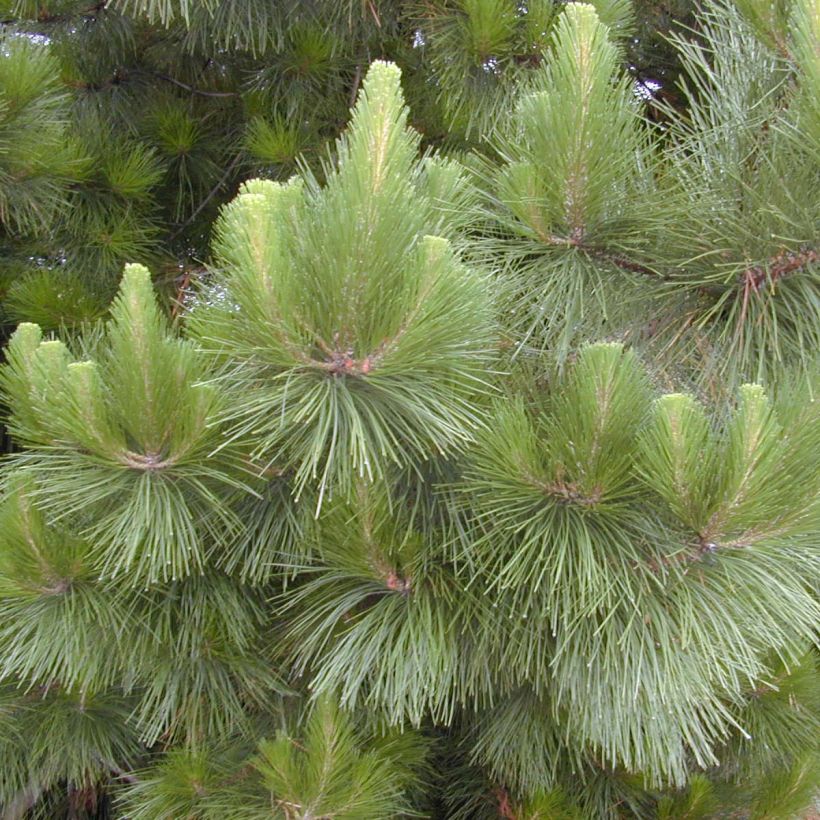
654,0,820,386
117,697,430,819
476,4,664,359
0,264,253,583
189,61,497,507
0,479,131,692
282,486,495,726
459,342,820,788
0,35,85,237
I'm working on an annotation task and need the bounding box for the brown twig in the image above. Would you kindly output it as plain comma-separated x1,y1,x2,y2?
496,786,518,820
740,247,817,292
171,270,193,319
526,223,664,279
349,64,363,106
385,569,412,595
106,762,140,785
520,464,604,507
170,266,206,319
366,0,381,27
546,479,604,506
583,245,664,278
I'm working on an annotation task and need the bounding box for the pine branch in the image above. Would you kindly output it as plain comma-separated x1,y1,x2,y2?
349,63,363,107
740,247,818,291
495,786,517,820
585,247,664,278
102,760,140,785
152,72,240,99
169,152,243,240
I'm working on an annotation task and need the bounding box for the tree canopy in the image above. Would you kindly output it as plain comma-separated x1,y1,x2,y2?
0,1,818,818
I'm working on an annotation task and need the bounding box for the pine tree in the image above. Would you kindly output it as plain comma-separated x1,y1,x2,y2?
0,2,818,820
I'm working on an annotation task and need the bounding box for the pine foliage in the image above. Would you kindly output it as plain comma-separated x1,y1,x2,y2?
0,264,252,583
0,36,83,237
188,62,496,504
460,343,819,792
482,4,661,359
655,0,820,385
0,2,818,818
118,696,430,819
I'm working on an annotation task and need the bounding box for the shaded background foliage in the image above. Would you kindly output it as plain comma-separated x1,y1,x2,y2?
0,0,695,331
